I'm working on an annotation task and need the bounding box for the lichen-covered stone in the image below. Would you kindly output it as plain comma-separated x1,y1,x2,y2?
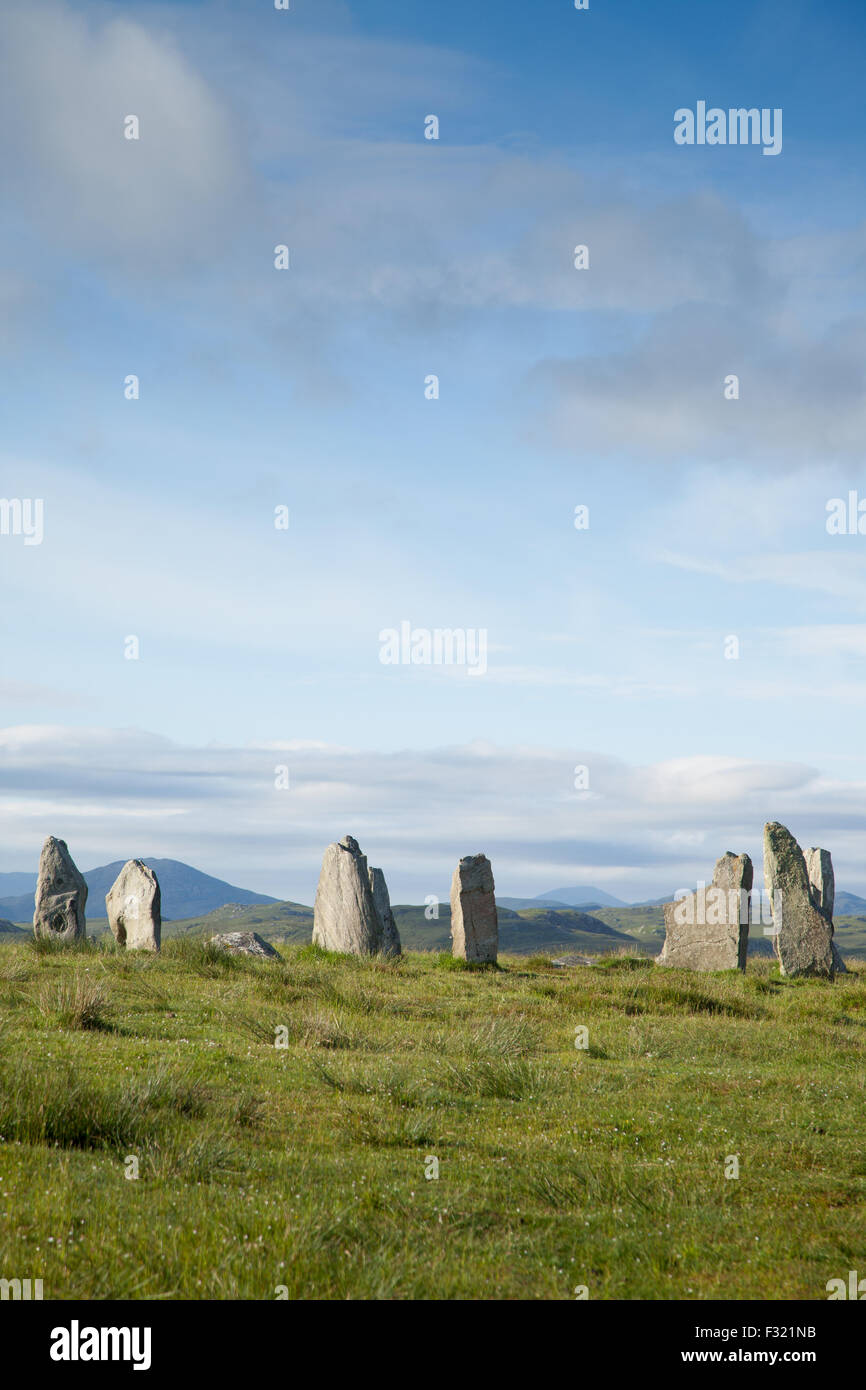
764,823,835,979
805,846,846,974
106,860,161,952
312,836,383,955
657,851,752,971
33,837,87,941
450,854,498,963
209,931,279,959
368,866,401,957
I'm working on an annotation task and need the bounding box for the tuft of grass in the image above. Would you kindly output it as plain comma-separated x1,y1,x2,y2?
160,937,244,976
466,1016,537,1058
301,1009,355,1050
435,952,498,972
523,954,559,972
27,933,96,958
442,1056,549,1100
0,1061,156,1151
36,973,112,1030
595,954,654,972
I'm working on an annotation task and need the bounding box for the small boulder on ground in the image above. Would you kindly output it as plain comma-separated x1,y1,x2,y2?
209,931,279,959
33,836,88,941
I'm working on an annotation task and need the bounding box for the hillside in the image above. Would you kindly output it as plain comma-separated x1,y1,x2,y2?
9,891,864,962
125,901,642,957
0,936,862,1300
589,905,667,941
588,904,866,960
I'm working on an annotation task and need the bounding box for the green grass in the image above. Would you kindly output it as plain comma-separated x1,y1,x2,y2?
0,938,864,1300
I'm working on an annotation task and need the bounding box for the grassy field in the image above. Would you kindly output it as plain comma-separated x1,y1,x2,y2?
0,936,864,1301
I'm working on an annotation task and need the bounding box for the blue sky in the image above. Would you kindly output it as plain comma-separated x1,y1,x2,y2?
3,0,866,903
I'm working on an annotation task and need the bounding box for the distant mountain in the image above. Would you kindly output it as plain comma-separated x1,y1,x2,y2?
498,896,573,911
535,886,628,908
0,872,39,896
0,890,42,922
0,858,279,923
834,891,866,918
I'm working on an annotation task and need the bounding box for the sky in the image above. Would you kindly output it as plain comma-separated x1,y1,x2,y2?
3,0,866,904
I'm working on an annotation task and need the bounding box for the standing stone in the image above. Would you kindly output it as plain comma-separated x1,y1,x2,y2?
657,851,751,971
33,837,88,941
368,867,401,957
764,823,836,978
106,860,161,952
804,846,847,974
804,847,834,917
450,854,498,963
312,836,383,955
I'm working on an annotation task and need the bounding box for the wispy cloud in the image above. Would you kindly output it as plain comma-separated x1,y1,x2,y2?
3,725,865,903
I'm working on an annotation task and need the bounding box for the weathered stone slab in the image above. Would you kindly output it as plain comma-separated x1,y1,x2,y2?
209,930,279,959
764,823,836,978
450,854,498,963
106,860,161,952
805,847,834,918
805,846,846,974
312,835,383,955
33,837,88,941
657,851,752,971
368,866,401,957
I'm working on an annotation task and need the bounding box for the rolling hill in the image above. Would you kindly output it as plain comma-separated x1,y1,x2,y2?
119,900,642,957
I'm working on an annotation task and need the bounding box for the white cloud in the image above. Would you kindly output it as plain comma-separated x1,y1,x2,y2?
2,725,865,903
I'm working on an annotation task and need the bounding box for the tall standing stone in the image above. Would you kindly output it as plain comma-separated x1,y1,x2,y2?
804,846,847,974
658,851,751,971
106,860,161,952
450,854,498,963
312,836,383,955
33,837,88,941
368,867,401,957
763,823,836,978
804,847,834,917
